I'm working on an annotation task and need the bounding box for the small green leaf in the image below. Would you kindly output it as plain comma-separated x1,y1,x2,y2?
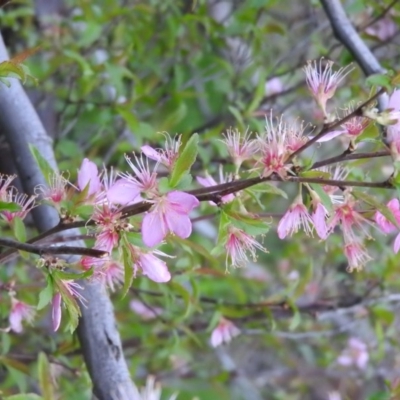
29,145,55,186
366,73,392,91
54,268,94,281
309,183,333,213
38,353,54,400
0,201,21,212
121,244,134,298
4,395,43,400
37,278,54,310
169,133,198,188
170,281,192,320
12,217,26,243
353,190,399,228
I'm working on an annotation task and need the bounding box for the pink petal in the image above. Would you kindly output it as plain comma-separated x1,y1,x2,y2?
394,233,400,253
167,191,199,213
317,130,346,142
277,212,291,239
210,328,223,347
78,158,101,195
142,211,167,247
389,90,400,109
165,211,192,239
107,179,141,205
139,253,171,282
196,175,217,188
51,293,62,332
9,311,23,333
312,203,329,239
141,145,162,162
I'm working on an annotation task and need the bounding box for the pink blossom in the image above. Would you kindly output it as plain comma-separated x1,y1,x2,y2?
1,188,36,223
210,318,240,347
365,17,397,41
386,91,400,161
77,158,102,197
330,195,373,244
100,261,124,291
142,191,199,247
51,293,62,332
107,178,141,206
0,174,15,197
337,338,369,369
344,241,372,272
35,173,69,206
222,128,258,169
303,59,354,116
196,171,235,205
225,226,267,270
130,300,162,320
136,250,171,283
317,106,370,143
141,133,181,171
374,198,400,234
257,114,307,178
265,77,284,95
9,298,35,333
374,198,400,253
311,202,330,240
277,197,313,239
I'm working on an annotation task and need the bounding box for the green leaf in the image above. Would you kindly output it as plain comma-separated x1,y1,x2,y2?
38,352,54,400
169,133,199,188
366,73,392,91
54,268,94,281
0,356,30,374
37,278,54,310
352,190,399,228
121,243,134,298
309,183,333,213
12,217,26,243
170,281,192,320
0,201,21,212
224,209,270,235
29,145,55,186
4,395,43,400
228,105,245,128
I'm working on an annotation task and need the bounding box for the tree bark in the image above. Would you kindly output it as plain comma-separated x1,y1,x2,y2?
0,33,138,400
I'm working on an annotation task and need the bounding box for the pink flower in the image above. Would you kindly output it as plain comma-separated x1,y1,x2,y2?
374,198,400,253
311,201,330,240
130,299,162,320
374,198,400,234
225,226,267,270
196,170,235,205
222,128,258,169
303,59,354,116
330,194,373,244
100,260,124,291
77,158,102,197
277,196,313,239
108,154,159,206
142,191,199,247
35,173,69,206
0,174,15,197
210,318,240,347
141,133,181,171
317,104,370,143
365,17,397,41
337,338,369,369
137,251,171,282
257,114,307,178
265,77,284,95
9,298,35,333
386,91,400,161
1,188,36,223
344,241,372,272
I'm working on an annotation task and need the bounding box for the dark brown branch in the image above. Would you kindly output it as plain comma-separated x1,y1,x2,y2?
0,237,107,258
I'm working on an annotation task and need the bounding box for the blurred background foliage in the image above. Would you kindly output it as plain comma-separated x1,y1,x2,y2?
1,0,400,399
